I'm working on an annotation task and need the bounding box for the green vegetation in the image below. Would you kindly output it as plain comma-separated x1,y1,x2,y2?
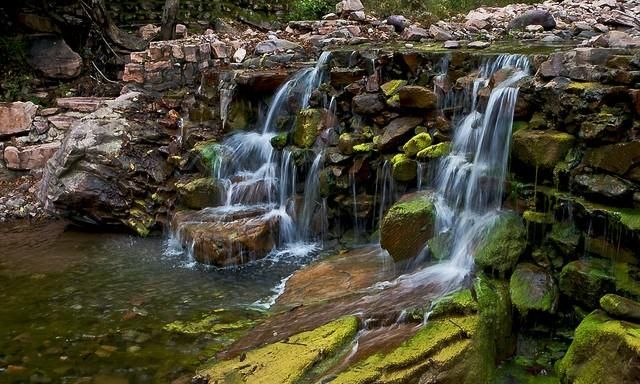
0,37,36,102
288,0,334,21
363,0,538,19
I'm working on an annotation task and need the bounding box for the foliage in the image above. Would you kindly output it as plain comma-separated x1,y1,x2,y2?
363,0,538,20
0,37,35,102
288,0,334,21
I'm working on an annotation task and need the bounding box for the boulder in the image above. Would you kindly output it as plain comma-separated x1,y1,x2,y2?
402,132,432,157
557,311,640,384
0,101,38,137
3,142,60,170
254,39,302,55
508,9,556,31
352,93,385,115
398,86,437,109
417,142,451,160
25,34,82,79
391,153,417,182
511,129,575,171
176,178,225,210
429,25,453,41
600,294,640,322
378,116,423,152
594,31,640,49
40,92,174,236
380,80,407,97
293,108,322,148
572,173,635,205
338,0,364,13
386,15,408,32
582,141,640,176
380,191,435,261
510,263,559,315
467,41,491,49
401,25,429,41
475,212,527,274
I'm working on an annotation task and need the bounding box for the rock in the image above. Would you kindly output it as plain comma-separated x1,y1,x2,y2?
467,41,491,49
582,141,640,176
352,93,385,115
402,25,429,41
397,86,437,110
541,35,564,43
417,142,451,160
386,15,408,32
338,0,364,13
255,39,302,55
380,191,435,261
429,25,453,41
510,263,559,315
525,25,544,33
198,316,358,383
235,70,293,94
293,108,322,148
402,132,432,157
25,34,82,79
559,258,640,308
572,173,635,205
176,178,224,210
475,212,527,274
511,130,575,171
380,80,407,97
508,9,556,31
557,311,640,384
4,142,60,170
175,24,187,39
391,153,417,182
56,97,110,113
594,31,640,49
378,117,423,152
443,40,461,49
40,93,173,236
173,209,280,266
233,47,247,63
0,101,38,137
600,294,640,322
138,24,160,40
349,11,366,21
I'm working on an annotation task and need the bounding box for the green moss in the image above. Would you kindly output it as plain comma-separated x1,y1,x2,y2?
523,210,554,224
475,213,527,274
124,208,154,237
511,130,576,170
175,177,223,209
199,316,358,384
293,108,321,148
510,263,559,315
548,222,581,256
557,310,640,384
270,132,288,150
386,93,400,107
416,142,451,160
391,153,417,182
599,294,640,321
512,120,529,133
474,274,514,362
164,309,256,335
430,289,478,319
352,142,375,153
191,140,225,174
402,132,432,157
380,80,407,97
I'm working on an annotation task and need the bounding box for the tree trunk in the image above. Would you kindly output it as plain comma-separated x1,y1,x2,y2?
83,0,148,51
160,0,180,40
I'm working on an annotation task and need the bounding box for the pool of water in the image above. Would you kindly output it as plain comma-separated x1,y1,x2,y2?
0,221,317,383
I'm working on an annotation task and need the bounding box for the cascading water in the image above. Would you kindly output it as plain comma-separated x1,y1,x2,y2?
394,54,530,294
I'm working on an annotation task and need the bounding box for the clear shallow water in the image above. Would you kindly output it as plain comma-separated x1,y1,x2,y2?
0,221,314,383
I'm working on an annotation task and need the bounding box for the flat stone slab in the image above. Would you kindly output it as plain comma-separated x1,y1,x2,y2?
56,97,112,113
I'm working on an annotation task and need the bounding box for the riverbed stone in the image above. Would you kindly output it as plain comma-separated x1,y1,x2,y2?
557,310,640,384
293,108,322,148
402,132,432,157
475,213,527,275
380,191,435,262
198,316,358,384
511,129,575,171
510,263,559,315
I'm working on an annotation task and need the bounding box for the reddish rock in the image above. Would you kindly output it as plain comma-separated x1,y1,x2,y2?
56,97,110,113
138,24,160,40
4,142,61,170
123,63,144,83
0,101,38,137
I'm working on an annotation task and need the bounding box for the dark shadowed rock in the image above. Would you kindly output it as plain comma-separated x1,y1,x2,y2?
26,34,82,79
386,15,408,32
254,39,301,55
508,9,556,31
378,116,423,151
572,173,635,205
352,93,385,115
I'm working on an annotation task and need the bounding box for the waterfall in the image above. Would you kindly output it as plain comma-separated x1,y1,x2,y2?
396,54,530,293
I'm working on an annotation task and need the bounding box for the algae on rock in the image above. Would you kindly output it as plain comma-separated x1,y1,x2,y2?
475,213,527,275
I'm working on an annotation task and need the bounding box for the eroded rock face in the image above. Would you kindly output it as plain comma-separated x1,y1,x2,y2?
26,34,82,79
0,102,38,137
40,92,174,235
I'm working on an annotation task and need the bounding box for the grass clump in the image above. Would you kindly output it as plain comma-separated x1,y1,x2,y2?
288,0,334,21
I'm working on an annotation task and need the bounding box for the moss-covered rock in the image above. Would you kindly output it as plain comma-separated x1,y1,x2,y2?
475,213,527,275
191,140,227,174
380,191,435,262
582,141,640,176
548,222,581,257
556,310,640,384
293,108,322,148
511,130,575,170
559,258,640,308
416,142,451,160
430,289,478,319
176,177,224,209
270,132,288,150
402,132,432,157
391,153,418,182
197,316,358,384
474,274,515,362
510,263,559,316
380,79,407,97
600,294,640,322
352,142,375,154
398,85,438,109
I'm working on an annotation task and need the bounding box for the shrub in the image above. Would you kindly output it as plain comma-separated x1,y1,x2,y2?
289,0,334,21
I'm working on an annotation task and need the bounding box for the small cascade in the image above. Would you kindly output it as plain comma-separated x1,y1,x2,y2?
396,54,530,294
219,74,237,131
374,160,397,231
298,151,325,241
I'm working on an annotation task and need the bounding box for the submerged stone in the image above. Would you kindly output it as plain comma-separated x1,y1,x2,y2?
380,191,435,262
402,132,432,157
391,153,417,182
475,213,527,275
557,310,640,384
197,316,358,384
293,108,322,148
510,263,559,316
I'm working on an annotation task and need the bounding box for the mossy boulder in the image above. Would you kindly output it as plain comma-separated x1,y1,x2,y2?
191,140,227,174
510,263,559,316
548,222,581,257
600,294,640,322
197,316,359,384
475,213,527,275
338,132,367,154
391,153,418,182
557,310,640,384
402,132,432,157
398,85,438,109
293,108,322,148
380,79,407,97
352,142,375,153
512,130,575,171
572,173,635,205
559,258,640,308
380,191,436,262
582,141,640,176
176,177,224,209
430,289,478,318
417,142,451,160
270,132,288,150
474,274,515,362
